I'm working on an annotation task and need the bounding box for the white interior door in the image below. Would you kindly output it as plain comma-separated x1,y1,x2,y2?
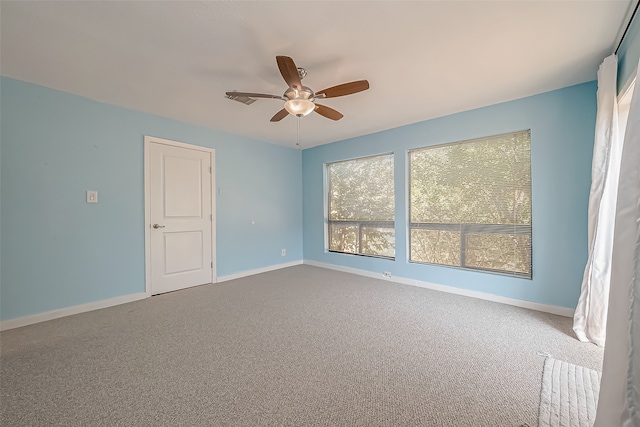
146,137,215,295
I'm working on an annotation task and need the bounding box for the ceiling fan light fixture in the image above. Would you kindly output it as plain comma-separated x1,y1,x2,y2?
284,98,315,117
226,56,369,122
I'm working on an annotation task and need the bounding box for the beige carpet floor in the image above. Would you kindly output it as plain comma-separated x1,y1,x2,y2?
1,265,604,426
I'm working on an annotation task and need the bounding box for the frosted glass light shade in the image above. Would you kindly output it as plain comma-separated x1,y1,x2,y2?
284,99,315,116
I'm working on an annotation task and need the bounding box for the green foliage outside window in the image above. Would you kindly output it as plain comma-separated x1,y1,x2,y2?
325,130,532,277
410,130,532,277
327,154,395,258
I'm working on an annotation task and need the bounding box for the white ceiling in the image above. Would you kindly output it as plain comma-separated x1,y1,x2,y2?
0,1,632,149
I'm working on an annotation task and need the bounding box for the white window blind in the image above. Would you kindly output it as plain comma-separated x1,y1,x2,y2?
327,154,395,258
409,131,532,278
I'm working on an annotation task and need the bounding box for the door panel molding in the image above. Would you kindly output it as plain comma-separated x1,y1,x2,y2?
144,136,216,296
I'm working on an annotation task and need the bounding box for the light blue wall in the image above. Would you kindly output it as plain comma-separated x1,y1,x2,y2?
303,82,596,309
0,77,303,321
0,76,598,319
618,8,640,92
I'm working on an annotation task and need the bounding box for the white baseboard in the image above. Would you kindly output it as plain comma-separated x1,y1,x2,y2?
0,292,149,331
1,261,303,331
1,259,570,330
303,260,574,317
217,260,303,283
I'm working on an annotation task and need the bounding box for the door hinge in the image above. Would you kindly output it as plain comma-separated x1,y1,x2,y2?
211,261,213,268
209,166,212,173
210,214,213,220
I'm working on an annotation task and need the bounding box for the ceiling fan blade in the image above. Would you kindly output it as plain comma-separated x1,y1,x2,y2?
225,91,284,100
316,80,370,98
276,56,302,91
270,108,289,122
314,104,344,121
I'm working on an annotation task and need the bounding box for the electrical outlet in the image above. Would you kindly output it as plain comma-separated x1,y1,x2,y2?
281,249,286,256
383,271,391,278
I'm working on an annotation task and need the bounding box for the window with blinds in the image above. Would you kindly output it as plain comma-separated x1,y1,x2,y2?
409,131,532,278
327,154,395,259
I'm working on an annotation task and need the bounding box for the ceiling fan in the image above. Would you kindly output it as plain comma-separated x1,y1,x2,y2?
225,55,369,122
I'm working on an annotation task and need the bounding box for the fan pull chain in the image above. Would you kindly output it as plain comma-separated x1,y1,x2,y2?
296,116,301,150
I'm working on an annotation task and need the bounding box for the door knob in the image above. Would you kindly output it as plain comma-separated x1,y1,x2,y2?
152,224,165,229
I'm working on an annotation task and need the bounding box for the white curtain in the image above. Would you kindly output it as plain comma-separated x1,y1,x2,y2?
573,54,622,346
594,58,640,427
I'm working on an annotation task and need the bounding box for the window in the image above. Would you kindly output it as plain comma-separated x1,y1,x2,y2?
327,154,395,258
409,131,532,278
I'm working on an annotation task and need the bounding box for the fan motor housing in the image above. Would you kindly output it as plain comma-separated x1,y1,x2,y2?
284,86,315,101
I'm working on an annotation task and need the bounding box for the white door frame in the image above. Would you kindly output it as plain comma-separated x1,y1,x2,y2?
143,135,216,296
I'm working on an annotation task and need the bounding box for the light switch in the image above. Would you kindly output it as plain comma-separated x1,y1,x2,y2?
87,191,98,203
